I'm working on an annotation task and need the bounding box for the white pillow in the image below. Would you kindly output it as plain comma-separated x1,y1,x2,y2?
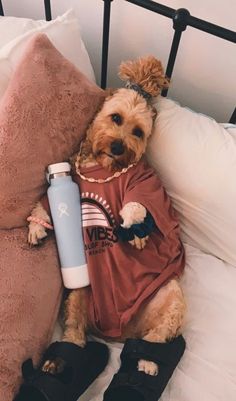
164,244,236,401
0,9,95,98
147,97,236,266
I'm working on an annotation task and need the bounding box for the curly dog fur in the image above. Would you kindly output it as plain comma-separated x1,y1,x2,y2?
28,56,186,377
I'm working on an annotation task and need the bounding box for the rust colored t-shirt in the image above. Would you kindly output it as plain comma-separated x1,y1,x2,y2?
43,158,185,338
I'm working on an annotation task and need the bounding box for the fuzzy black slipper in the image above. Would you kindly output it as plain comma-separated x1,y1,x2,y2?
103,335,185,401
14,341,109,401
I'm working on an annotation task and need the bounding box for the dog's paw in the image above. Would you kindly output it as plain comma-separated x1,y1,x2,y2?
138,359,159,376
62,327,86,348
28,222,47,246
120,202,146,228
42,357,66,374
129,235,149,250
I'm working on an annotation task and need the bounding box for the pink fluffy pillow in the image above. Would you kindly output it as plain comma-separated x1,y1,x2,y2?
0,33,105,229
0,34,105,400
0,229,62,400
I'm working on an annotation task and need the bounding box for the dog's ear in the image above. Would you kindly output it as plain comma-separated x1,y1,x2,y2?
69,152,79,173
104,87,117,99
77,88,118,140
151,106,157,122
93,88,117,113
86,88,117,119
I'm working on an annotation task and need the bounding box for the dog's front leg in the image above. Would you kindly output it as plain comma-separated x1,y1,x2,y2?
28,201,51,245
119,202,149,249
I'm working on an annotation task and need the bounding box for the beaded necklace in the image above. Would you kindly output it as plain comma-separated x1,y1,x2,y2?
75,141,136,183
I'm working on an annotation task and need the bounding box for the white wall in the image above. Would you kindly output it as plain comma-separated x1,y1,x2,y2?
3,0,236,122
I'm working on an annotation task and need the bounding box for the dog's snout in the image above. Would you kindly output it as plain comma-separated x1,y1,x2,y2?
110,140,125,156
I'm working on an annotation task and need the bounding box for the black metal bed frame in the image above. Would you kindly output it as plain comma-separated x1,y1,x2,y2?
0,0,235,123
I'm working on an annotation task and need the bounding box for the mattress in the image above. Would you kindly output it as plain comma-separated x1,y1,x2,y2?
52,243,236,401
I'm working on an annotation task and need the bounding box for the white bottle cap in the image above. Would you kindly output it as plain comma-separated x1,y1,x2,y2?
48,162,71,175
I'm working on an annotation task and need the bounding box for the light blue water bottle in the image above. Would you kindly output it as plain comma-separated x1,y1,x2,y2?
47,162,89,289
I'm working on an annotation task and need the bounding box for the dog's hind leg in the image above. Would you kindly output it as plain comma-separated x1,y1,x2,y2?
137,279,186,376
103,282,186,401
62,288,88,347
103,335,186,401
42,288,88,374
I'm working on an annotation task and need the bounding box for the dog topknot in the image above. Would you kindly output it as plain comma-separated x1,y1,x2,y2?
119,55,169,98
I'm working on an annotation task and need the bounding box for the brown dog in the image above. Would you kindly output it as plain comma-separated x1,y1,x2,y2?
28,56,186,377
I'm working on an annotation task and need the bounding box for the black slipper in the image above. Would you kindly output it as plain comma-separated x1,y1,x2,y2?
103,335,185,401
14,341,109,401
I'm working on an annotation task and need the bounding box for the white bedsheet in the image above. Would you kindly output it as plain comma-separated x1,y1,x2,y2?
52,244,236,401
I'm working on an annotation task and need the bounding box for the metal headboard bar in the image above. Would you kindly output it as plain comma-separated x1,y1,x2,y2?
229,109,236,124
101,0,236,123
101,0,113,91
161,8,190,97
44,0,52,21
101,0,113,89
0,0,234,122
126,0,236,43
0,0,4,16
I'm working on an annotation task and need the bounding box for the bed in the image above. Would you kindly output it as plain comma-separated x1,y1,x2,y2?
0,1,235,401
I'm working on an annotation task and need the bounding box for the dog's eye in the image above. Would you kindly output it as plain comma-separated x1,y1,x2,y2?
132,127,144,139
111,113,122,125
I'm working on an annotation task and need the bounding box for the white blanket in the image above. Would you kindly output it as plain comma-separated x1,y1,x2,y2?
52,244,236,401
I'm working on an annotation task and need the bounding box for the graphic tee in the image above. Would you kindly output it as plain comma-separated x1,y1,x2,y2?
42,158,185,338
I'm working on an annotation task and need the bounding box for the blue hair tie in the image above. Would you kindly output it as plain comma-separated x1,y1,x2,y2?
125,81,152,101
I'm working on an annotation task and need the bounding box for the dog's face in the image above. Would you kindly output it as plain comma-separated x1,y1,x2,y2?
87,88,156,171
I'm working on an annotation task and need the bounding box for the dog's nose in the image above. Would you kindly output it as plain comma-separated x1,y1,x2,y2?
110,140,125,156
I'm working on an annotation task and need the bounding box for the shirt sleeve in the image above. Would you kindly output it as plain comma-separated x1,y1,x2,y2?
123,158,179,237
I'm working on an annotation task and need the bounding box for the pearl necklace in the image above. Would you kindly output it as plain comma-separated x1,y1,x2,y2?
75,141,136,183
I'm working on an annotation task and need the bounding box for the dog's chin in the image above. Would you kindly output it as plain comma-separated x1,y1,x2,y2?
96,152,134,172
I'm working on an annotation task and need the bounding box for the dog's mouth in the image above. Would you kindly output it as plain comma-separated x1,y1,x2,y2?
95,150,131,171
109,154,127,169
102,152,116,159
98,151,123,164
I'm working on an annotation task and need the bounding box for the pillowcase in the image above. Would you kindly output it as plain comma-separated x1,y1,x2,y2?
147,97,236,266
0,9,86,49
0,33,105,229
0,33,105,400
0,9,95,99
76,244,236,401
170,244,236,401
